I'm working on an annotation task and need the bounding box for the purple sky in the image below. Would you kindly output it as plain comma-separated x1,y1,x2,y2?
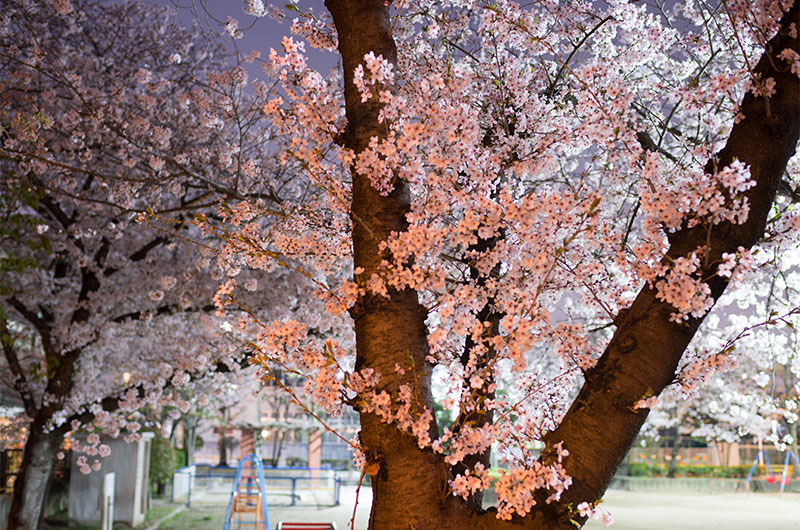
147,0,338,86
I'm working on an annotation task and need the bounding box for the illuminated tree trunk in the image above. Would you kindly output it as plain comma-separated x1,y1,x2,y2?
326,1,479,527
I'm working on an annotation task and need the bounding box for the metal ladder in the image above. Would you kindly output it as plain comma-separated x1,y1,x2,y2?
223,454,270,529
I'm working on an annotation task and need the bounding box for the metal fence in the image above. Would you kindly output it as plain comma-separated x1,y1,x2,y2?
626,443,793,467
172,464,341,507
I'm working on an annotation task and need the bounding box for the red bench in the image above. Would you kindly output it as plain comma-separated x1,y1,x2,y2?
275,521,336,530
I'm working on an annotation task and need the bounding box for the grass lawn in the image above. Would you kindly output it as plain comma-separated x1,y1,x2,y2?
156,504,226,529
42,504,184,530
145,504,181,524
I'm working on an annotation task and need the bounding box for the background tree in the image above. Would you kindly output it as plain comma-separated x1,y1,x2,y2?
217,404,232,467
0,1,312,527
645,253,800,476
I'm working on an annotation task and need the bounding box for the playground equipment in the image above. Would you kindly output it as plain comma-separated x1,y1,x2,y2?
223,454,270,530
777,450,800,493
744,448,800,492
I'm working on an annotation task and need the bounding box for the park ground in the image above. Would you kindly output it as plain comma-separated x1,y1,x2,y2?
145,483,372,529
584,489,800,529
134,487,800,529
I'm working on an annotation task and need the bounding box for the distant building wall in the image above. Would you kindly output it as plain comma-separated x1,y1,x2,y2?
267,441,354,467
190,379,361,468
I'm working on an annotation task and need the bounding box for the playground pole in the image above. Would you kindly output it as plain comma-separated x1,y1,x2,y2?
780,452,790,493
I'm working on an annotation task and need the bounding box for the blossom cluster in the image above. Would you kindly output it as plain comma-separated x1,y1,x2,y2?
491,442,573,520
69,433,112,474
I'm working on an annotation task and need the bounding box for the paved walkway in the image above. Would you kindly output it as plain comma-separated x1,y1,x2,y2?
157,484,374,529
584,489,800,529
268,484,372,529
155,487,800,529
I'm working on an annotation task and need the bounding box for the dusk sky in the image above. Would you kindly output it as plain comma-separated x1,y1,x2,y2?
148,0,339,85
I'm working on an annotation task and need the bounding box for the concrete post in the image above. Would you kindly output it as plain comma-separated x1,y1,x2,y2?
100,473,114,530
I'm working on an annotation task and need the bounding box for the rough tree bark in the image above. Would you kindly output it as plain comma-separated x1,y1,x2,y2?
326,1,474,527
327,1,799,529
7,419,66,530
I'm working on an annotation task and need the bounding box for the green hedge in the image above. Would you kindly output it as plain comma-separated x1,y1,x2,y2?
321,458,352,471
628,463,751,478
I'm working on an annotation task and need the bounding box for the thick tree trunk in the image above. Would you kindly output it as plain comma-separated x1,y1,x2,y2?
219,408,229,467
183,419,196,466
7,419,62,530
270,430,286,467
327,1,479,527
666,433,683,478
219,431,228,467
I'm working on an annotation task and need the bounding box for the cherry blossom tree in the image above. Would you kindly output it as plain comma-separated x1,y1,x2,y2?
0,1,312,527
4,0,799,528
646,302,800,470
203,0,800,528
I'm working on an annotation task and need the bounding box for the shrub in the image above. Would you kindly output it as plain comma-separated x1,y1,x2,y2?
321,458,351,470
628,463,650,477
174,447,187,468
149,434,177,497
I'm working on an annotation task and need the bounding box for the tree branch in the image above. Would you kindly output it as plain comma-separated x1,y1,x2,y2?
541,4,800,523
111,303,215,324
102,235,167,278
5,296,57,368
63,350,253,429
0,316,36,417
